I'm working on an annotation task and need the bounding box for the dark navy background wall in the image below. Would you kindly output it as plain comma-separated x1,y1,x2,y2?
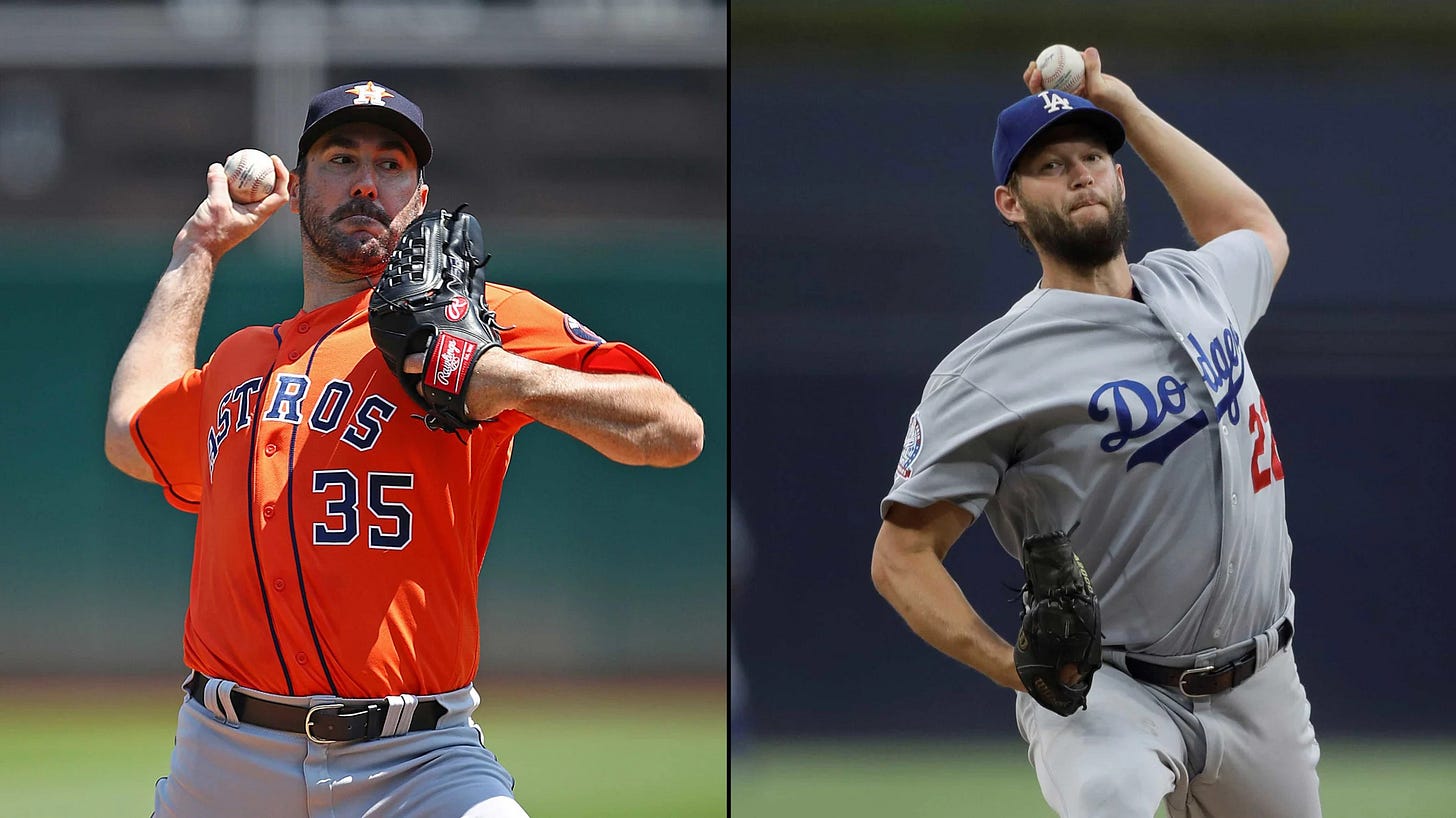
731,56,1456,737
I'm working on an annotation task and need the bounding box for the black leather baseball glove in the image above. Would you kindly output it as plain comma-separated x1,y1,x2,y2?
369,204,504,432
1014,528,1103,716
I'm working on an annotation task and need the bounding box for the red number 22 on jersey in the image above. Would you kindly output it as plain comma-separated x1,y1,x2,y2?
1248,395,1285,492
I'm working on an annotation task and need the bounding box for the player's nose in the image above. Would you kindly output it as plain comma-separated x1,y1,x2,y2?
1069,161,1095,189
351,167,379,200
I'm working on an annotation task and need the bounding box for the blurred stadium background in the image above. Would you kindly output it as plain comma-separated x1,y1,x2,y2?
0,1,724,816
732,2,1456,816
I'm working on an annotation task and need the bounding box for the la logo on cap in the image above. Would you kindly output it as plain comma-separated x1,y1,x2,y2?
348,81,393,107
1040,91,1073,114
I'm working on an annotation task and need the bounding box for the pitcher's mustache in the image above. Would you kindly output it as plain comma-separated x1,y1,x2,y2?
332,200,390,223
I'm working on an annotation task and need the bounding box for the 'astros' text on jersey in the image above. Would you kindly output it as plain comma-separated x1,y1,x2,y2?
132,283,660,698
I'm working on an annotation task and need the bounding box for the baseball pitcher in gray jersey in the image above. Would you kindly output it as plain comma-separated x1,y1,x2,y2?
871,47,1320,817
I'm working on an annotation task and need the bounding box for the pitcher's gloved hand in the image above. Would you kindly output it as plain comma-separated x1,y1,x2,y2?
1013,528,1103,716
369,204,504,432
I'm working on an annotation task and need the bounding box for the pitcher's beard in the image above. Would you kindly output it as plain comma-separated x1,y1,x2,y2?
1023,195,1131,270
299,197,401,280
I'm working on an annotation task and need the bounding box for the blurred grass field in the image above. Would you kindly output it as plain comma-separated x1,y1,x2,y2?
0,676,725,818
731,737,1456,817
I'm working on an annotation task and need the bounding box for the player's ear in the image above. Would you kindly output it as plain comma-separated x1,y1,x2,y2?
287,170,302,214
994,184,1024,223
418,182,429,209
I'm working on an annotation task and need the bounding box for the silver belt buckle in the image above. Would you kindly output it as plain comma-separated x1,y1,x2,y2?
305,702,346,744
1178,665,1215,698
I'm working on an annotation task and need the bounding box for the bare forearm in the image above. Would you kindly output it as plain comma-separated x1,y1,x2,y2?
1110,100,1281,247
103,156,290,478
1059,48,1282,253
479,355,703,467
104,245,217,475
871,545,1021,690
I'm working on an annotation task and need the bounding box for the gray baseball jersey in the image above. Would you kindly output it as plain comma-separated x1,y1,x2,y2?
883,229,1291,655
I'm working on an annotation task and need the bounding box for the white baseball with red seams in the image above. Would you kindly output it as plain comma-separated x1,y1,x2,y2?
1036,44,1085,94
223,148,276,203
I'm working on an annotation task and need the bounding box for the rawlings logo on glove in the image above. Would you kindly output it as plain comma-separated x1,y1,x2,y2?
369,204,504,432
427,332,476,395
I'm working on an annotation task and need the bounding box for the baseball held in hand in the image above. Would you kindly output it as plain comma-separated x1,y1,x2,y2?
224,149,276,203
1037,44,1085,94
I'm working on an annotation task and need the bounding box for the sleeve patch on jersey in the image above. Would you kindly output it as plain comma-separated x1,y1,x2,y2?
563,314,604,345
897,413,923,478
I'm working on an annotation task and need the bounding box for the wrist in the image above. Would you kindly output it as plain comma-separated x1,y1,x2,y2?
466,347,543,420
170,235,223,269
1104,98,1154,140
995,644,1027,691
501,353,552,413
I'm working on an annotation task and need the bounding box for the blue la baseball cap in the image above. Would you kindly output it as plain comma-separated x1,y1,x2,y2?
297,80,432,168
992,90,1124,186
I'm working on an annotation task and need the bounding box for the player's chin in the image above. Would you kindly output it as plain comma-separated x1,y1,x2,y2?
328,243,390,280
358,249,391,274
341,235,392,265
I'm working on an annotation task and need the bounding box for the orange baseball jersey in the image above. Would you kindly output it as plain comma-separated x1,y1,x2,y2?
130,283,661,698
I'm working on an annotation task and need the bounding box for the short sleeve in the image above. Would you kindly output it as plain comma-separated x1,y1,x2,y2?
491,287,662,380
129,368,206,513
880,373,1021,520
1189,229,1275,334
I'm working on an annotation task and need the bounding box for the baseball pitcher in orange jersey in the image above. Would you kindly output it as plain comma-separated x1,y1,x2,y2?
102,81,703,818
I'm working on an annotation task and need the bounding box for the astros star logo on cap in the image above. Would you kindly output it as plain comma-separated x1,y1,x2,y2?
348,81,394,107
298,80,432,167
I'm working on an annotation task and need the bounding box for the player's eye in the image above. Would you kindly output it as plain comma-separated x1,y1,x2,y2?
329,154,355,165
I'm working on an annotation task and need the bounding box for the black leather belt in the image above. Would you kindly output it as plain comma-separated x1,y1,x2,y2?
186,673,447,743
1123,620,1293,698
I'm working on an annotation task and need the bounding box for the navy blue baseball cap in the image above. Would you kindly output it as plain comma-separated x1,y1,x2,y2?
297,80,432,168
992,90,1124,186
